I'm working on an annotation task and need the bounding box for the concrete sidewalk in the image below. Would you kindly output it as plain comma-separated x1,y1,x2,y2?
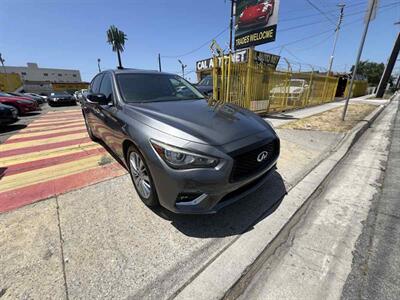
0,99,387,299
238,98,398,300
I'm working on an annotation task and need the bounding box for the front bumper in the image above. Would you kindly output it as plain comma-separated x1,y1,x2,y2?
144,132,280,214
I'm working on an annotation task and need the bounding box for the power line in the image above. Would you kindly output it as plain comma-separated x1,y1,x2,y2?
304,0,336,25
161,27,229,59
279,0,366,23
161,1,399,60
264,1,399,53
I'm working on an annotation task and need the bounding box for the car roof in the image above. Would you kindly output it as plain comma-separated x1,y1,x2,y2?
104,68,176,76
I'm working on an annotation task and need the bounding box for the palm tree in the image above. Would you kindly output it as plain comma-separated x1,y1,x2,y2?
106,25,127,69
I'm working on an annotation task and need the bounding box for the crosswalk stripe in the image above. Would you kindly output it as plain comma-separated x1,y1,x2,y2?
8,125,86,139
0,132,88,151
0,153,112,193
0,142,98,167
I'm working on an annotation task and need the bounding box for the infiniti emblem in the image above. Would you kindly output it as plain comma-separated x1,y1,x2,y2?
257,151,269,162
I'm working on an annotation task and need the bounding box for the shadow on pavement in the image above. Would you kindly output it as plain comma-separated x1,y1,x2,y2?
265,114,298,120
0,167,6,180
22,112,42,117
0,124,27,134
152,170,287,238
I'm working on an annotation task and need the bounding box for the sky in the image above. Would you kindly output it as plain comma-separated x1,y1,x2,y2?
1,0,399,82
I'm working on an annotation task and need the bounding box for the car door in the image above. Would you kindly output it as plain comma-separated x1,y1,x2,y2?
97,73,125,158
84,73,104,137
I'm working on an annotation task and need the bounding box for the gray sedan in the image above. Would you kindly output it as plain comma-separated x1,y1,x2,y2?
81,69,279,214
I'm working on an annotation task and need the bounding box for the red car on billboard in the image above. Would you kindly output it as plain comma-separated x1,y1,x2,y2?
0,93,38,116
238,0,275,29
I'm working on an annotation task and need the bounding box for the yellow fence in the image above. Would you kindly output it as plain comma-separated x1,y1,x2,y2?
0,73,23,92
344,80,368,98
212,49,339,114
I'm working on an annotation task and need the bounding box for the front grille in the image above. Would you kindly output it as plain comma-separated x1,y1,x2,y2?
229,139,279,182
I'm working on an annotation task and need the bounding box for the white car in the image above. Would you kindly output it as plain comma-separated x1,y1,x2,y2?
270,79,309,103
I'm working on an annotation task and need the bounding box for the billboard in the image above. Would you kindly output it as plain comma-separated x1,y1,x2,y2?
234,0,280,50
196,49,280,72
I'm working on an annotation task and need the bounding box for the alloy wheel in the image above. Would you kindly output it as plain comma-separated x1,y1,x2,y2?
129,152,152,199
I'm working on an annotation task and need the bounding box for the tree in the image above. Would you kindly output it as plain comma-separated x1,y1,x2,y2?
350,60,384,86
106,25,127,69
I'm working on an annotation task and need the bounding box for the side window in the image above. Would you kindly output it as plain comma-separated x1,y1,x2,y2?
99,73,114,102
90,74,103,93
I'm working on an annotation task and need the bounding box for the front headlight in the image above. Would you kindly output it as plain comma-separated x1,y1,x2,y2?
151,140,219,169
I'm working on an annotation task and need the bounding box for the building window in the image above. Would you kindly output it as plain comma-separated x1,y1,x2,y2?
43,73,48,76
58,74,62,76
73,74,77,77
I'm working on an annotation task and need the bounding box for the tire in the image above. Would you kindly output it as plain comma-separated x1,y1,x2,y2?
82,111,99,142
127,145,159,207
8,104,21,116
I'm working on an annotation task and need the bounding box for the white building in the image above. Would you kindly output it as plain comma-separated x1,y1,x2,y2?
3,62,82,83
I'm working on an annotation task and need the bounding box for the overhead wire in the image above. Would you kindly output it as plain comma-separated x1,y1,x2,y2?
304,0,337,25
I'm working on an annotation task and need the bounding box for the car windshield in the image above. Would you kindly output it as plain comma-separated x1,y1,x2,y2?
198,76,212,86
117,73,204,103
290,80,305,87
0,92,13,97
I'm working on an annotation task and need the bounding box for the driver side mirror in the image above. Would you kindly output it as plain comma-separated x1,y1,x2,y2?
86,93,109,105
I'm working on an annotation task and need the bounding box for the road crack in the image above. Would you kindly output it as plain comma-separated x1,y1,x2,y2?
55,196,70,300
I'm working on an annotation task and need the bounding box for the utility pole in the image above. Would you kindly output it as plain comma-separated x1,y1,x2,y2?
97,58,101,73
327,4,345,75
229,0,236,52
376,24,400,97
178,59,187,78
158,53,162,72
342,0,377,121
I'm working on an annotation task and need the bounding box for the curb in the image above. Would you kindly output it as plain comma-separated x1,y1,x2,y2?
173,104,386,300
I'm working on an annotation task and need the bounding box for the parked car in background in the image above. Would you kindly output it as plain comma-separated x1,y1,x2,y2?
0,103,18,126
237,0,275,30
7,92,42,106
81,69,280,214
270,79,309,105
0,92,38,115
48,91,77,106
24,93,47,104
196,75,213,96
39,93,49,101
74,89,88,104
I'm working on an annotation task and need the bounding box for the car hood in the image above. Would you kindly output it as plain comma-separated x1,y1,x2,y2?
124,99,272,146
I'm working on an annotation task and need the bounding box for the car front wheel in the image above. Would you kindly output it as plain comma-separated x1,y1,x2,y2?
127,146,159,207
